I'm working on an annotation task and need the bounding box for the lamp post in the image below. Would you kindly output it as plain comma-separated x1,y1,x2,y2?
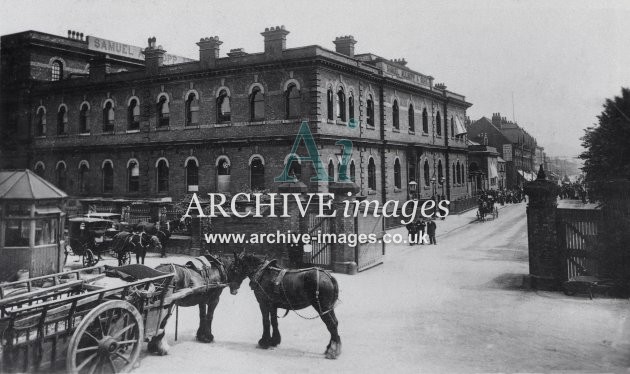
408,180,418,201
440,176,446,200
430,177,437,216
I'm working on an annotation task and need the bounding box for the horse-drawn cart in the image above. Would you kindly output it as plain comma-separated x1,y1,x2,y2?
476,198,498,222
65,217,120,268
0,265,185,373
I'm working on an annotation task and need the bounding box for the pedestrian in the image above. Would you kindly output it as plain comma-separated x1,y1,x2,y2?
288,237,305,268
406,219,419,245
427,218,437,245
417,219,426,245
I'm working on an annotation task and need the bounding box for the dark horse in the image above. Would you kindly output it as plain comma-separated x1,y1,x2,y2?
227,253,341,359
153,255,227,349
111,231,157,265
103,257,227,356
135,221,171,257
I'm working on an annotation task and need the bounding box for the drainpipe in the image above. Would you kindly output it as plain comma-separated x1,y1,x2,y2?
379,82,387,204
443,97,451,200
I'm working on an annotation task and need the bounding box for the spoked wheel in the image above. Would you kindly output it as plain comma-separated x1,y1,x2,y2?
82,248,98,267
67,300,144,374
117,251,132,266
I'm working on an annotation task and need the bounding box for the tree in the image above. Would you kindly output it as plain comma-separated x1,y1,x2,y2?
580,88,630,199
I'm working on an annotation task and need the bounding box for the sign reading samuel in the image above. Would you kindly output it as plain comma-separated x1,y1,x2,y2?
87,36,195,65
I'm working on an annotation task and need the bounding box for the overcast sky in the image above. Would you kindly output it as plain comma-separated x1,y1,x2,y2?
2,0,629,157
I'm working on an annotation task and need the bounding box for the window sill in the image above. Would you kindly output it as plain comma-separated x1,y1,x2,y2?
155,126,170,131
101,131,115,135
249,120,266,126
57,134,69,137
78,132,90,136
188,185,199,192
336,120,346,126
422,132,429,136
215,123,231,128
392,128,400,133
327,119,335,124
126,129,140,134
367,189,377,195
34,135,46,139
408,130,415,135
366,126,375,130
394,187,402,193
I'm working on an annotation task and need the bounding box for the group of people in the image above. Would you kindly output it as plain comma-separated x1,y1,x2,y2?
478,188,525,205
406,218,437,245
559,182,588,202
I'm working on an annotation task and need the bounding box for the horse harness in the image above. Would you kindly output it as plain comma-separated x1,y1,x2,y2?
249,260,336,319
183,255,228,288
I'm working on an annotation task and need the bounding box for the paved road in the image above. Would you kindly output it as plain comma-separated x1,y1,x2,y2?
132,203,630,373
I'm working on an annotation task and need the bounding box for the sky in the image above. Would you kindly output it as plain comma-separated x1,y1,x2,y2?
2,0,629,158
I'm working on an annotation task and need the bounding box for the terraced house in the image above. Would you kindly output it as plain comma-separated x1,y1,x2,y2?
0,27,472,214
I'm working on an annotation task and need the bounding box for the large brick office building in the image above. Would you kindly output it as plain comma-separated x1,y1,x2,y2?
0,27,472,211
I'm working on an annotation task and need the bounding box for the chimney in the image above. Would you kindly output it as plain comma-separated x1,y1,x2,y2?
491,113,502,128
261,25,289,58
89,54,111,81
143,36,166,75
227,48,248,58
197,36,222,68
435,83,447,91
333,35,357,58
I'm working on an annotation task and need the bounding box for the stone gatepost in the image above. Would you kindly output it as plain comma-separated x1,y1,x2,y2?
277,181,308,266
601,180,630,283
190,216,202,256
329,182,361,275
524,166,561,290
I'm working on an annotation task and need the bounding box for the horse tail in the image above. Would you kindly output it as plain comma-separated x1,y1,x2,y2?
321,269,339,307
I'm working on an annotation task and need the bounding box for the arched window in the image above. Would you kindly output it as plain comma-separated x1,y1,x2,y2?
438,160,443,184
348,94,355,124
128,99,140,130
186,158,199,192
102,161,114,193
367,95,374,127
79,103,90,134
337,88,346,122
328,160,335,182
127,160,139,192
186,92,199,126
392,100,399,130
51,60,63,81
57,106,67,135
36,108,46,136
450,117,455,138
217,90,231,123
250,87,264,120
436,111,442,136
457,162,462,184
250,157,265,191
350,160,356,183
423,160,430,186
56,162,67,190
394,159,401,189
408,104,415,132
157,159,169,193
79,163,89,193
216,157,231,193
103,101,114,132
451,162,459,184
288,156,301,181
422,108,428,133
327,88,334,121
157,96,169,127
368,158,376,190
35,162,45,177
286,84,300,118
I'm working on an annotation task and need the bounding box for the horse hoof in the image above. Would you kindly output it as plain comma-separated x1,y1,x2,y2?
196,334,214,343
270,335,281,347
258,338,271,349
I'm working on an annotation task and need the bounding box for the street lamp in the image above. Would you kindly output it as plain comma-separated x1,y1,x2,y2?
440,176,446,200
430,177,437,216
408,180,418,200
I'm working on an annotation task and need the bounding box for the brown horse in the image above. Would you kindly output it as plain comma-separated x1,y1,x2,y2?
111,231,156,265
227,253,341,359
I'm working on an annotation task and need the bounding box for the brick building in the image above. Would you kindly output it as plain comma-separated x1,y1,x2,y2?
467,114,538,189
0,27,472,212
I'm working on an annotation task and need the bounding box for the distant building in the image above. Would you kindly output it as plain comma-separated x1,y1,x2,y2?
467,113,538,189
467,141,500,192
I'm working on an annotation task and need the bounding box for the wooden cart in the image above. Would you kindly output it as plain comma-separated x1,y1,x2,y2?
0,266,180,373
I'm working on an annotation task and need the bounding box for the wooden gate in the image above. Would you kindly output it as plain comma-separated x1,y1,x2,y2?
557,206,602,280
355,211,385,272
305,212,334,269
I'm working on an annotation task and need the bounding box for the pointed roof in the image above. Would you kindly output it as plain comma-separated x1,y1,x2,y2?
0,169,67,200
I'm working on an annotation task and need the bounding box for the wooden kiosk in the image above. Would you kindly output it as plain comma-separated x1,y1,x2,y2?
0,170,67,281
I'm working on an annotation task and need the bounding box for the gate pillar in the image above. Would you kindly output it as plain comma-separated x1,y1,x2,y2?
524,166,561,290
329,182,360,275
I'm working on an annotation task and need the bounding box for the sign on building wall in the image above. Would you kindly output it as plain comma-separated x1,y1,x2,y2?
502,144,513,161
87,36,195,65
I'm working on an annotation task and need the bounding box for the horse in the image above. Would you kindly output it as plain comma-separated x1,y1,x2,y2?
152,255,227,351
227,252,341,359
101,257,227,356
135,221,172,257
111,231,156,265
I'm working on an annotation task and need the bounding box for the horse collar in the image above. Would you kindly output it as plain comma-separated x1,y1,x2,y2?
250,260,276,285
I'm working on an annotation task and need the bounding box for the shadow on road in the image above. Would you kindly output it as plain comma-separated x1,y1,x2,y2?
484,273,532,291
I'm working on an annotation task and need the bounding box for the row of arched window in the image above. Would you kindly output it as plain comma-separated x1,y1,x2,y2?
35,84,302,136
418,159,467,187
34,156,267,194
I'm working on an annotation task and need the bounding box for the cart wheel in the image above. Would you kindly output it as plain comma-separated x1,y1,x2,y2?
82,249,98,267
67,300,144,374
